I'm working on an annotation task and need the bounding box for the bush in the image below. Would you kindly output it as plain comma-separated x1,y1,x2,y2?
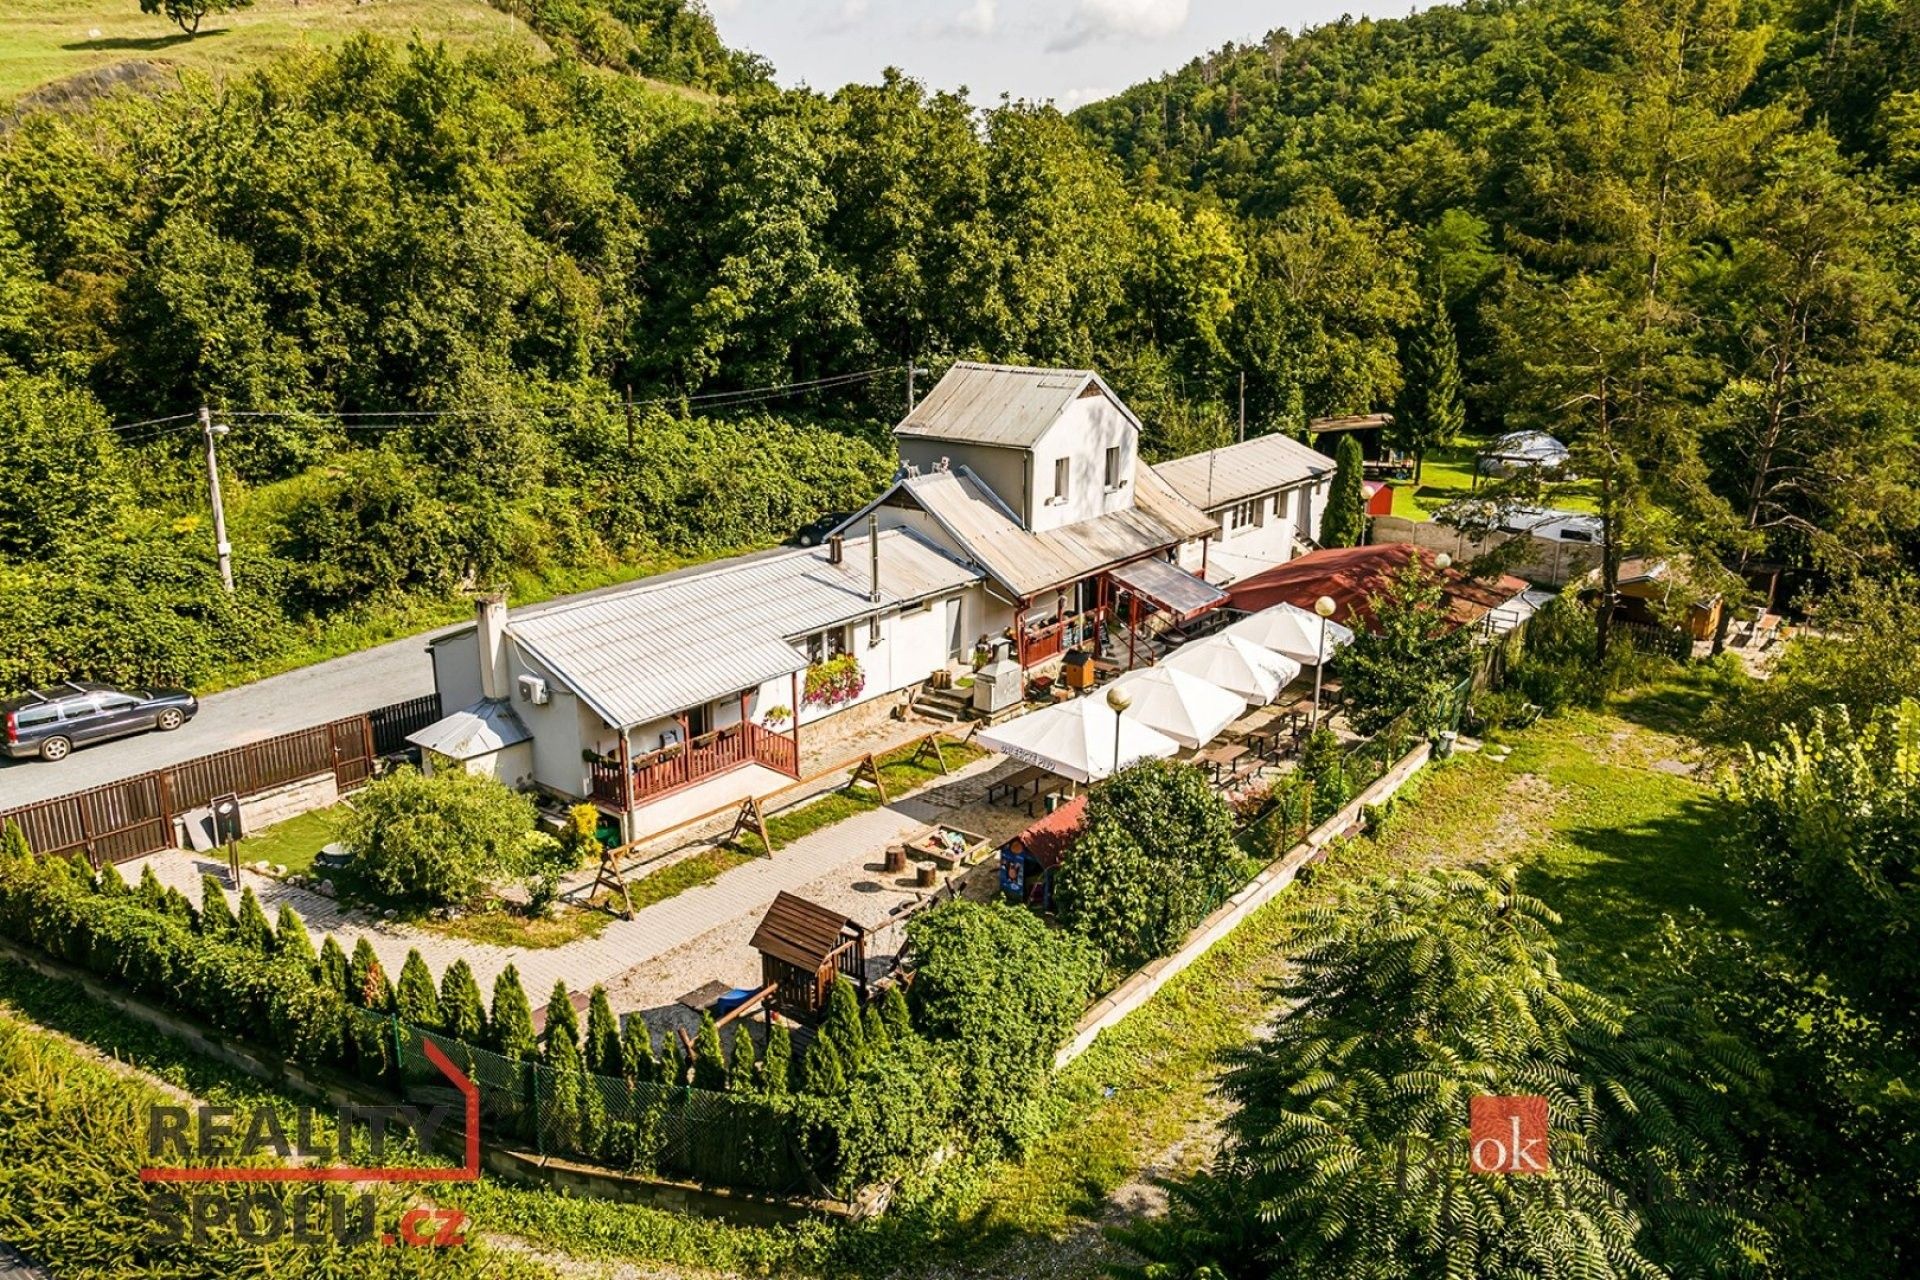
341,766,538,907
796,1035,956,1196
906,901,1099,1150
1053,759,1244,970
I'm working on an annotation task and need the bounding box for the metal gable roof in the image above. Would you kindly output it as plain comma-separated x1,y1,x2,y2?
407,698,533,760
504,529,979,730
896,362,1127,448
1152,432,1335,512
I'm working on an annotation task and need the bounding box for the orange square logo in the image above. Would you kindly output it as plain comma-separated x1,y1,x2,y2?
1470,1095,1550,1174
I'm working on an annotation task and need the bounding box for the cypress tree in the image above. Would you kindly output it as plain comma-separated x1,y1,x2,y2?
584,987,621,1078
761,1022,792,1095
319,935,351,997
440,960,488,1044
691,1012,727,1090
578,1052,609,1160
881,984,914,1042
727,1025,758,1093
543,980,580,1058
396,950,442,1030
1320,434,1367,548
350,938,392,1012
658,1033,686,1087
1391,289,1465,483
799,1029,847,1097
490,965,537,1062
97,860,130,896
160,887,196,928
0,820,29,865
820,978,866,1073
274,905,318,973
234,887,274,953
197,874,236,936
862,1004,891,1058
620,1014,657,1083
544,1032,583,1153
135,865,167,910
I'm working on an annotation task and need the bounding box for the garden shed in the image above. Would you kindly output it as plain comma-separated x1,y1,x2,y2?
750,892,869,1020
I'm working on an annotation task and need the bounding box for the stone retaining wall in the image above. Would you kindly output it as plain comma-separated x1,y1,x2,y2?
1055,741,1434,1069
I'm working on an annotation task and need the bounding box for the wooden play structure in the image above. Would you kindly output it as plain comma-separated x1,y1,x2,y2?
749,891,869,1021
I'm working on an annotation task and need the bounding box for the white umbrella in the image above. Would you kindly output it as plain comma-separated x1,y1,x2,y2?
1161,634,1301,705
1107,666,1248,750
1226,603,1356,666
974,696,1181,784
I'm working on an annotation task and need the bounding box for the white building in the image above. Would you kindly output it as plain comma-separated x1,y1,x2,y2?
414,527,979,840
1151,431,1335,582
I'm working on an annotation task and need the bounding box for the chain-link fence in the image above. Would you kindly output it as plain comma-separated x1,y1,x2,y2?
386,1020,813,1194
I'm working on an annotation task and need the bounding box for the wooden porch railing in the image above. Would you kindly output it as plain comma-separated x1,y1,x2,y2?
1022,620,1067,665
590,720,800,809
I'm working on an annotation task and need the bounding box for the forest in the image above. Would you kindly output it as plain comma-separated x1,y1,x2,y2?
0,0,1914,688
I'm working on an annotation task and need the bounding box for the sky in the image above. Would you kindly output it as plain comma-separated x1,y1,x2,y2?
705,1,1416,110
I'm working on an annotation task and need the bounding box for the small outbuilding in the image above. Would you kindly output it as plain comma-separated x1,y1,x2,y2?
1476,431,1571,479
749,891,868,1020
999,795,1087,908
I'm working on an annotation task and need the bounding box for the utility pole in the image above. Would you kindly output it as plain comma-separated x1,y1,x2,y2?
624,383,635,453
199,407,234,594
906,361,918,414
1238,371,1246,443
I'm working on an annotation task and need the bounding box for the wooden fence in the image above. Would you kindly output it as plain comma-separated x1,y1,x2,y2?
0,696,437,865
368,693,442,756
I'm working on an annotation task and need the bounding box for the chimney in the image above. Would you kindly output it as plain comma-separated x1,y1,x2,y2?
868,513,882,604
475,591,509,702
828,533,844,565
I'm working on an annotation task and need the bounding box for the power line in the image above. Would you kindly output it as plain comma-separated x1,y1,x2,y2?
111,411,199,433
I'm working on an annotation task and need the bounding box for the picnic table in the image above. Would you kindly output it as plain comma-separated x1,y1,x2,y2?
988,763,1052,806
1194,742,1249,787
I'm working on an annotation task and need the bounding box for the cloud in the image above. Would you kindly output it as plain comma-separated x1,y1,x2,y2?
1049,0,1191,52
824,0,871,32
1056,85,1117,110
951,0,997,37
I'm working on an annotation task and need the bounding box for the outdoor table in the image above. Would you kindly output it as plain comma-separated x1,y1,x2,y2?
988,763,1049,806
1195,742,1248,786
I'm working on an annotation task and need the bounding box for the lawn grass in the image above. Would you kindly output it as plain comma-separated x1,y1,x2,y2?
414,899,612,949
731,737,989,857
622,845,759,912
230,802,344,876
0,0,544,104
1386,438,1602,521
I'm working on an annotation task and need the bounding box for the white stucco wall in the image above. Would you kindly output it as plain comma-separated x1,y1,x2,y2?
1028,393,1138,535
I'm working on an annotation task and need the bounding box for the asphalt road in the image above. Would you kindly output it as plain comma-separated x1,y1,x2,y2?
0,628,446,810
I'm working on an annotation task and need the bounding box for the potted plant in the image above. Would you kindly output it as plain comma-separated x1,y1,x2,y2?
803,654,866,708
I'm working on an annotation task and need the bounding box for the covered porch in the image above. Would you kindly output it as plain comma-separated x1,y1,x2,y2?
590,684,802,815
1013,556,1229,671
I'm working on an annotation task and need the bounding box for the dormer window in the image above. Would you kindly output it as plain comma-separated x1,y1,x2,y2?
1052,457,1070,503
1104,445,1124,490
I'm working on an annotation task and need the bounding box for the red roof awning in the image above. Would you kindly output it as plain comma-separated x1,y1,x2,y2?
1226,543,1529,633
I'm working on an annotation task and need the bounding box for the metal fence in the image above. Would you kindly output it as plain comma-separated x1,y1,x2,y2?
0,696,438,865
392,1022,810,1193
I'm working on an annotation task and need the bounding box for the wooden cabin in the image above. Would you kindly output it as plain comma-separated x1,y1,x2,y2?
749,892,868,1020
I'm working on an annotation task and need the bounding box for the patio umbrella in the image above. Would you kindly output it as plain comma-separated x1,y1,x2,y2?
1106,666,1248,750
1225,603,1357,666
1160,634,1301,705
974,696,1181,784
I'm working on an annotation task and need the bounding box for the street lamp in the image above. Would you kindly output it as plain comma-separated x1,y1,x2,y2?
1434,552,1453,573
1105,684,1133,777
1312,595,1337,730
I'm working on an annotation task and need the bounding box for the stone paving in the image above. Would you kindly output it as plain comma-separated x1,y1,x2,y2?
131,747,1024,1022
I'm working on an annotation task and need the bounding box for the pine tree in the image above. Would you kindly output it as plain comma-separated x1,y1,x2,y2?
396,950,442,1030
490,965,537,1062
544,1032,583,1153
136,865,167,911
0,820,29,865
318,935,351,997
620,1014,657,1083
761,1022,792,1095
1391,289,1465,482
799,1029,847,1096
584,987,621,1078
542,980,579,1059
820,977,866,1073
440,960,488,1044
880,984,914,1042
1319,434,1366,548
350,938,393,1011
691,1012,727,1090
233,887,274,953
197,874,236,935
273,905,318,973
862,1004,891,1058
727,1025,758,1093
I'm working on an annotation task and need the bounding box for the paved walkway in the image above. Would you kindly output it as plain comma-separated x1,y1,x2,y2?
132,749,1016,1015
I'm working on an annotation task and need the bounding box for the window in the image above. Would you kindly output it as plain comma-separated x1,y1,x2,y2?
1224,497,1263,535
95,693,140,712
13,703,59,728
1104,445,1124,489
804,626,851,664
1052,456,1070,503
